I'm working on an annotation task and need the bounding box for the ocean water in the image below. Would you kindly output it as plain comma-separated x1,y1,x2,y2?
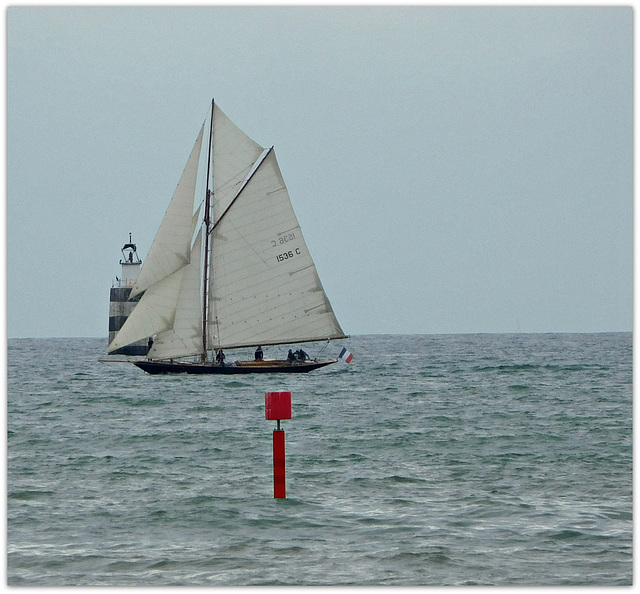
7,333,632,586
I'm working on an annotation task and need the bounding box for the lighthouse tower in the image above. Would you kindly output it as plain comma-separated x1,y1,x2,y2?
108,234,149,355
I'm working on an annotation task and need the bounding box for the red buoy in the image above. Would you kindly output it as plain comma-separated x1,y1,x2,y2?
265,391,292,499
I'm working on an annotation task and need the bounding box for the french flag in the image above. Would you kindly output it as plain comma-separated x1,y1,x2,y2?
339,347,353,363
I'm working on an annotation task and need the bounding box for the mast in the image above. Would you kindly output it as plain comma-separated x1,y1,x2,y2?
201,99,215,361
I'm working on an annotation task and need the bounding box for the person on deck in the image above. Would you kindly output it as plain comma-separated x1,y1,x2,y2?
255,346,263,361
287,349,295,362
216,350,225,365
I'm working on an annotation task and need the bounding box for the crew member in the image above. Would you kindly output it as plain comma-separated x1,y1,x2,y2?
295,349,309,361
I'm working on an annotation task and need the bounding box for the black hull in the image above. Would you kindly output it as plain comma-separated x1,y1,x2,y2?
134,358,338,375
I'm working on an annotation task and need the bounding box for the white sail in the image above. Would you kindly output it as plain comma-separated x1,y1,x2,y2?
147,229,204,359
130,123,205,298
107,266,186,353
211,103,264,224
208,149,346,349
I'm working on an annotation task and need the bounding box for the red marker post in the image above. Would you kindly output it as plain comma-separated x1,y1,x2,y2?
265,391,292,499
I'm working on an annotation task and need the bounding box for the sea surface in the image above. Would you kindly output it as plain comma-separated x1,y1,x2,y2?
7,333,632,586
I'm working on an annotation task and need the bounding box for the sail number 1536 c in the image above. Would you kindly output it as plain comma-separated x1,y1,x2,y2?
276,248,301,263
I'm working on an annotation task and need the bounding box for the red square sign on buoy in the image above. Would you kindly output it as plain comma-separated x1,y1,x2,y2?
265,391,292,420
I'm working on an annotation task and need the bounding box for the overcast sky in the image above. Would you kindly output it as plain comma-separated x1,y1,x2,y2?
7,5,632,339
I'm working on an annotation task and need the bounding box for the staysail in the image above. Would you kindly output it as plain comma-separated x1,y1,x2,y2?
106,263,187,353
146,229,204,359
108,101,346,360
107,225,203,356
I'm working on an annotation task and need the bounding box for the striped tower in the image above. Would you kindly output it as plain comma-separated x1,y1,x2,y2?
108,235,149,355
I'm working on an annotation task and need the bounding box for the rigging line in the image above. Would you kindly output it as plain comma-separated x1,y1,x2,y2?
215,176,248,195
317,340,330,357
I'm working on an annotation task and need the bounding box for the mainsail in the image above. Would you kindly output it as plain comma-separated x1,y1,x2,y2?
108,101,346,360
208,149,344,349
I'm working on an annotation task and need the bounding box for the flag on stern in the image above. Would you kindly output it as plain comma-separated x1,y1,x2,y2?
339,347,353,363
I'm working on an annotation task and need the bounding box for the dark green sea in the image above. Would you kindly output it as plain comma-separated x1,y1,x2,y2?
7,333,632,585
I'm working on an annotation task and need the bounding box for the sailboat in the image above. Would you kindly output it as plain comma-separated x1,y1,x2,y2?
107,100,348,374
